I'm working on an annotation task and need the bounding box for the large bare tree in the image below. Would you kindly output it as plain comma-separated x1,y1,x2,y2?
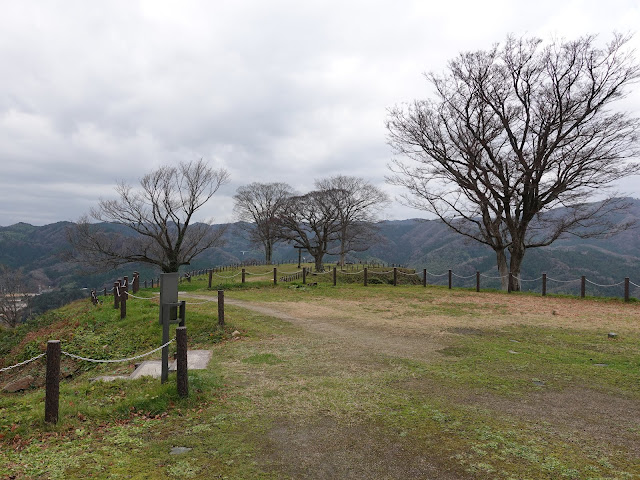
0,266,27,327
233,182,293,263
277,190,341,271
69,159,230,273
315,175,389,266
387,34,640,290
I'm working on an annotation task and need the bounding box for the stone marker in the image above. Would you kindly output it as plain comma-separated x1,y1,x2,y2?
3,375,34,393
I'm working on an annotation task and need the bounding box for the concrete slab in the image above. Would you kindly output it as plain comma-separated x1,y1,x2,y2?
129,350,212,380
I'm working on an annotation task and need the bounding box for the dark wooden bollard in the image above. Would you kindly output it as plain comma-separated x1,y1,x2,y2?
448,270,452,289
624,277,630,302
114,282,120,309
364,267,368,287
176,326,188,398
542,273,547,296
208,269,213,289
242,268,246,284
476,271,480,292
423,268,427,288
302,267,306,284
45,340,61,424
393,267,397,286
333,266,337,286
217,290,225,327
273,267,277,285
581,276,586,298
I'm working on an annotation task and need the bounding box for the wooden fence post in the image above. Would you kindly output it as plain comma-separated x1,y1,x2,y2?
302,267,306,284
393,267,397,286
476,271,480,292
45,340,61,424
273,267,277,285
242,268,246,284
176,326,188,398
217,290,225,327
208,269,213,289
120,282,127,319
448,270,452,289
581,276,586,298
364,267,368,287
423,268,427,287
624,277,630,302
333,266,337,286
542,274,547,296
114,281,120,309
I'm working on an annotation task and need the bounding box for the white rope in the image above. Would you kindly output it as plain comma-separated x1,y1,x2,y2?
397,271,420,276
62,339,175,364
126,293,156,300
211,272,242,278
279,270,303,275
451,272,476,279
546,277,580,283
425,271,449,277
245,271,273,276
513,276,543,283
312,270,332,275
0,353,46,373
630,281,640,288
479,273,507,279
369,270,394,275
585,279,625,288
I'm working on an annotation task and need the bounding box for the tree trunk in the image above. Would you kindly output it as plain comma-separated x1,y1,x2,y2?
314,253,324,272
265,241,272,263
496,249,509,291
509,244,525,292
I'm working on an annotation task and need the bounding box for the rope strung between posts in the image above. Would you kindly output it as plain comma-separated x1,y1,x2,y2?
479,273,508,279
585,279,625,288
245,271,274,276
451,272,476,279
0,353,46,373
426,270,450,277
513,276,543,283
397,271,420,276
126,292,156,300
211,272,243,278
631,280,640,288
368,270,394,275
279,269,304,275
546,277,581,283
61,339,175,364
339,270,364,276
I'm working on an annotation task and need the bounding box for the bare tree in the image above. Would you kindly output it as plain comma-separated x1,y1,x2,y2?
0,266,27,327
315,175,390,266
69,159,230,273
277,190,341,271
233,182,293,263
387,34,640,290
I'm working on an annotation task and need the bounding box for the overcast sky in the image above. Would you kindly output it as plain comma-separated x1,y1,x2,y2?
1,0,639,226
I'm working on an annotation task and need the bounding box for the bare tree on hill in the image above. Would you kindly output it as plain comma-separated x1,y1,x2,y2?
315,175,390,266
0,266,27,327
233,182,293,263
387,34,640,291
69,159,229,273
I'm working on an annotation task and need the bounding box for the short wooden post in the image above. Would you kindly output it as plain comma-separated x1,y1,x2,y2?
448,270,452,289
273,267,277,285
120,282,127,319
133,272,139,293
242,268,246,284
423,268,427,287
542,273,547,296
176,326,188,398
624,277,630,302
393,267,397,286
508,273,513,294
581,276,586,298
364,267,368,287
302,267,306,284
114,281,120,309
45,340,61,424
476,271,480,292
333,266,337,286
208,269,213,289
103,287,107,297
217,290,225,327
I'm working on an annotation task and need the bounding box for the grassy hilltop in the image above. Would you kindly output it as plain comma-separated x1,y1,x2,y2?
1,266,639,479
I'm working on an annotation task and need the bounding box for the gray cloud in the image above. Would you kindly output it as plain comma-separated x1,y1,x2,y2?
1,0,639,226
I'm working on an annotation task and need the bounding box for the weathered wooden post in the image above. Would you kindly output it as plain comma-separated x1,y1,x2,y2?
242,268,246,284
120,281,127,319
45,340,61,424
333,266,337,286
103,287,107,297
393,267,397,286
273,267,277,285
476,271,480,292
302,267,307,284
448,270,452,289
133,272,139,293
176,326,188,398
542,273,547,296
218,290,225,327
581,276,586,298
208,269,213,289
423,268,427,287
364,267,368,286
114,281,120,309
624,277,630,302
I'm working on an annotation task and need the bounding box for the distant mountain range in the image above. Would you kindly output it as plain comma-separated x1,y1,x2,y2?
1,198,639,299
